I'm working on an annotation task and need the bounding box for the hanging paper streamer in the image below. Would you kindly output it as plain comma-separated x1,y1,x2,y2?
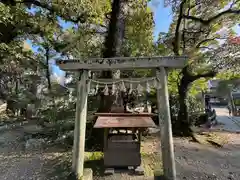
87,80,91,94
113,90,118,104
146,81,151,93
89,88,95,95
88,77,159,96
95,83,99,95
129,83,133,94
88,80,95,95
112,83,117,95
103,84,109,95
137,84,144,94
120,81,126,92
88,71,92,78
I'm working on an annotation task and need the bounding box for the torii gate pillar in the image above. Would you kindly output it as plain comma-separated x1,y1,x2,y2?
72,70,89,179
156,67,176,180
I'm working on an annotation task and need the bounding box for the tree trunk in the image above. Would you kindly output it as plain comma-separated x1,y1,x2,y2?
15,78,19,95
176,66,216,136
45,47,52,91
228,90,236,114
98,0,124,112
90,0,125,150
45,46,56,107
177,74,192,136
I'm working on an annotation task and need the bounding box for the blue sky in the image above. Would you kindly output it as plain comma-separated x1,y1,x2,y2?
150,1,172,38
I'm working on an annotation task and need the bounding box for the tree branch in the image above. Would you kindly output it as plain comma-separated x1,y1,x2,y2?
17,0,89,23
195,38,216,48
191,70,217,81
195,36,227,48
199,46,216,51
183,8,240,25
172,0,186,55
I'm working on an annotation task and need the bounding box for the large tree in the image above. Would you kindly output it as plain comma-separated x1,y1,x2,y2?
57,0,155,111
0,0,155,119
0,0,111,101
157,0,240,135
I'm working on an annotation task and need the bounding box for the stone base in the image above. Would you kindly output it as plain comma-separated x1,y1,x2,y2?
104,168,114,175
134,166,144,175
82,168,93,180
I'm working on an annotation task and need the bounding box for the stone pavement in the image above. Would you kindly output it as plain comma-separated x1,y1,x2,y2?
213,107,240,133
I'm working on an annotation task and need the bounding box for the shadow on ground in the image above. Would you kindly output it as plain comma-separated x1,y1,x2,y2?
43,152,105,180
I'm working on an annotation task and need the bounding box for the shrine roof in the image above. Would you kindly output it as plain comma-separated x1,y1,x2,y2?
94,113,157,128
94,113,157,117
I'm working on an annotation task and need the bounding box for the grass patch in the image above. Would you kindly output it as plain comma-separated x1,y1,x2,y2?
84,151,104,177
85,151,103,161
45,151,163,179
142,152,163,177
141,135,163,176
45,134,163,179
85,151,162,177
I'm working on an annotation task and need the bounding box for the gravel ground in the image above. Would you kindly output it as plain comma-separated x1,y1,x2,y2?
174,134,240,180
0,120,239,180
93,132,240,180
0,128,47,180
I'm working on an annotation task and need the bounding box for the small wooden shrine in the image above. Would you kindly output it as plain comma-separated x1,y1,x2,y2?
94,112,156,174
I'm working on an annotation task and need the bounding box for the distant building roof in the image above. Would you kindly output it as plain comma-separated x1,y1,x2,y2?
208,79,240,89
232,92,240,99
208,80,221,89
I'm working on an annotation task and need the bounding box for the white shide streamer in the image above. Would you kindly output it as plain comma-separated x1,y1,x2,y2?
89,77,161,95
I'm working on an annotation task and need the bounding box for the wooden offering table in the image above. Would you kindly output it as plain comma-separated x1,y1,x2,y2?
94,113,156,175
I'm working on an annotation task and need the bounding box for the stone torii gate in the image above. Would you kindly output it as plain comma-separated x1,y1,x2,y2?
56,56,188,180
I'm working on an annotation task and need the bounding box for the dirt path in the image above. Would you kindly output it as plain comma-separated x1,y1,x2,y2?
142,132,240,180
175,134,240,180
0,127,48,180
